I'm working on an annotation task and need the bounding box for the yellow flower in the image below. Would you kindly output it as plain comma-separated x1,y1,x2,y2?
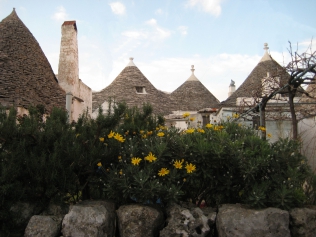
119,169,123,175
189,117,195,121
144,152,157,163
183,178,186,182
125,131,129,135
205,123,213,128
233,113,240,118
147,131,153,136
131,157,142,166
267,133,272,138
99,137,105,142
185,163,196,173
118,156,122,160
186,128,195,134
173,160,183,169
258,126,266,132
156,127,160,131
114,133,125,142
197,128,205,133
142,134,147,139
158,168,170,176
183,112,190,118
108,130,115,138
157,132,165,137
97,162,102,167
159,125,167,130
140,130,144,134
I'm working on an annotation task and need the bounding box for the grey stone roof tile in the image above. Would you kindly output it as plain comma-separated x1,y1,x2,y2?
0,9,65,112
92,65,177,115
221,58,289,107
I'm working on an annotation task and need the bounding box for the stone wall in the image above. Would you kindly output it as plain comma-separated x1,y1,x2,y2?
20,201,316,237
299,117,316,172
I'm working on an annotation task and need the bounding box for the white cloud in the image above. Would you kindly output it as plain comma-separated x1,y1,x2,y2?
178,26,188,35
186,0,224,17
155,8,163,15
145,18,171,40
109,2,126,15
120,18,171,49
52,6,68,21
146,18,157,26
121,31,148,40
298,39,316,54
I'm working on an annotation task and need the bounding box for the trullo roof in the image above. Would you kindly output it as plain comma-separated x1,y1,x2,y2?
170,65,220,111
221,43,289,107
0,9,65,112
92,58,176,115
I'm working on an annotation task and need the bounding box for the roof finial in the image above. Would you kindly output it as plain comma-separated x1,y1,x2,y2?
186,65,198,81
126,57,136,67
191,65,195,74
264,43,269,53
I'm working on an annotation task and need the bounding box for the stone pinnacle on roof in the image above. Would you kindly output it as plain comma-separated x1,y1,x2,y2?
230,79,235,86
186,65,199,81
126,57,136,67
260,43,272,62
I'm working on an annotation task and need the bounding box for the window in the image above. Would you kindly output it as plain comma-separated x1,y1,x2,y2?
135,86,146,94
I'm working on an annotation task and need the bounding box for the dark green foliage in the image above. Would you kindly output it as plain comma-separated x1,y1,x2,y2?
0,103,315,235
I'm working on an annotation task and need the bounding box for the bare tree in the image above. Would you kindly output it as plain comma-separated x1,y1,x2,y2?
237,41,316,140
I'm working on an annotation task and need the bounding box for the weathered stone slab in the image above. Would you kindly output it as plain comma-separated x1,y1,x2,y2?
117,204,164,237
290,207,316,237
24,215,62,237
160,203,210,237
216,204,290,237
61,200,116,237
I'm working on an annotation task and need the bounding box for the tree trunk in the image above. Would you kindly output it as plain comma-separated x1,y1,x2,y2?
288,86,298,139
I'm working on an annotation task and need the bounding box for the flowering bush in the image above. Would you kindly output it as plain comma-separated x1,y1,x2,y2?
93,110,313,208
0,102,315,234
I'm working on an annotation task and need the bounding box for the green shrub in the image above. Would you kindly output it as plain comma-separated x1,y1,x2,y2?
0,103,315,233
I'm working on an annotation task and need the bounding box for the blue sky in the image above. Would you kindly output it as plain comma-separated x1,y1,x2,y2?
0,0,315,101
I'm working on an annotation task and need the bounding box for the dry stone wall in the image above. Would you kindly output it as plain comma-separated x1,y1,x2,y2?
20,201,316,237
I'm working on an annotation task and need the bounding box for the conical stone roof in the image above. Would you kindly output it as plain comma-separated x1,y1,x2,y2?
170,65,220,111
221,44,289,107
0,9,65,112
92,58,176,115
